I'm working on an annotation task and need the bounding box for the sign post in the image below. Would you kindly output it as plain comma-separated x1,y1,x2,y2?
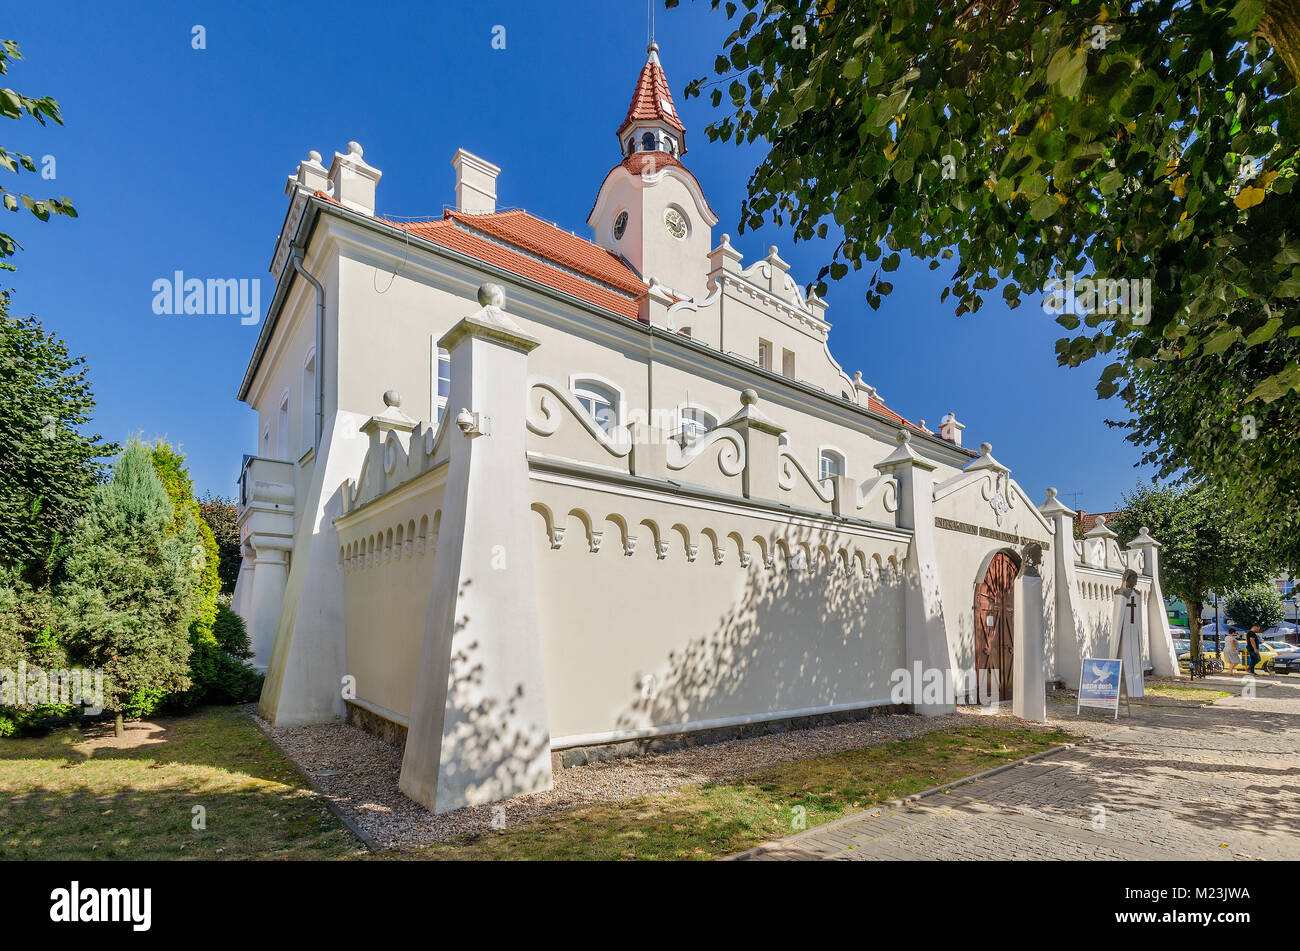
1078,658,1125,719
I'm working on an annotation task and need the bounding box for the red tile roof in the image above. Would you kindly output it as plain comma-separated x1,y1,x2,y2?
305,192,644,321
443,209,645,296
307,192,942,443
618,44,686,137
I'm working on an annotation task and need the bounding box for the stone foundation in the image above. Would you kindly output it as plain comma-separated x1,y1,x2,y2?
345,700,408,750
346,699,912,770
556,703,910,768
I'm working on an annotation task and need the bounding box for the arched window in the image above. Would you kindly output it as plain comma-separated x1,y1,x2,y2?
819,449,845,481
626,138,635,157
642,131,656,152
678,406,717,443
572,378,620,435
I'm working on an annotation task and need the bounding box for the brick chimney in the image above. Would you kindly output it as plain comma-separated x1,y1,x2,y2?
939,412,965,447
452,149,500,214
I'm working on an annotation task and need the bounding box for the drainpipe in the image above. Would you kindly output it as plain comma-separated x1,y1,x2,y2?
291,250,325,451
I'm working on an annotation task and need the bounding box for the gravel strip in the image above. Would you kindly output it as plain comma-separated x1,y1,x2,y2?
251,704,1113,852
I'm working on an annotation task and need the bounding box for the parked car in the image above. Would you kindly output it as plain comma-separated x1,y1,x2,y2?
1177,640,1278,673
1169,626,1191,639
1265,641,1300,673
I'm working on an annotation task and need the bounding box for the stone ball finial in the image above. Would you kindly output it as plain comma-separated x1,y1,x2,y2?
769,245,779,257
897,429,911,445
740,388,758,406
383,390,401,408
478,282,505,309
1139,525,1150,537
1046,487,1058,500
720,233,731,246
979,441,992,456
1095,515,1107,527
347,141,364,157
308,149,322,164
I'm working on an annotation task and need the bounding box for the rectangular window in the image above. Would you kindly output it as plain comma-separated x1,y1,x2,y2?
301,353,316,454
432,336,451,424
758,339,773,370
782,348,795,379
276,396,290,460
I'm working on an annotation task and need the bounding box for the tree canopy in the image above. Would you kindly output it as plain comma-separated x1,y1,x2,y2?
1225,582,1287,629
1108,482,1274,652
1,39,76,268
675,0,1299,562
0,294,114,585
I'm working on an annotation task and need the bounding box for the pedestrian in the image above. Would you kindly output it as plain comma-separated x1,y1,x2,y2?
1246,626,1263,676
1224,627,1239,675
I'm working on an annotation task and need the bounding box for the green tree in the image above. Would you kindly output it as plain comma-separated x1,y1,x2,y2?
0,293,114,584
198,492,241,594
62,441,198,734
150,440,220,642
677,0,1300,552
1,39,77,268
1225,583,1287,630
1108,483,1275,662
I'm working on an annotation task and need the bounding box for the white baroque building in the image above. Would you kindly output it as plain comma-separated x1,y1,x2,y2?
233,43,1180,813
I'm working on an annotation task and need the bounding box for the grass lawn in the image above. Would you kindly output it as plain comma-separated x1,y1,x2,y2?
1,709,1078,861
1143,682,1231,702
0,706,361,860
403,724,1079,861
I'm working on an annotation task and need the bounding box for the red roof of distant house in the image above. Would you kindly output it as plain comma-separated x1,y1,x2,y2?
617,44,686,137
1078,511,1121,532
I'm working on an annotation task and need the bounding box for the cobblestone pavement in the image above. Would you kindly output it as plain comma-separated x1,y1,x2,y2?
736,676,1300,861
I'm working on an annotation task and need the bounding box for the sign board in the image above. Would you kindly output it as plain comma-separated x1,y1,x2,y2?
1078,658,1123,718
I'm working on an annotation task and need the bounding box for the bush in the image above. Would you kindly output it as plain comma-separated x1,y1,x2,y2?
162,605,262,712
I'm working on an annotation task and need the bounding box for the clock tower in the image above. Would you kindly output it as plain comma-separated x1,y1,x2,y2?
588,42,718,302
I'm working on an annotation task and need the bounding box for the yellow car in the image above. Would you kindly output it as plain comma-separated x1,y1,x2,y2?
1177,641,1277,673
1212,641,1278,672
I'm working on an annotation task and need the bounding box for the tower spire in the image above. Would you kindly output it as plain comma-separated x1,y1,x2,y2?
617,40,686,158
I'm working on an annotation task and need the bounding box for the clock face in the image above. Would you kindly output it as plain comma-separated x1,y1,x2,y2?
613,211,628,241
664,207,688,240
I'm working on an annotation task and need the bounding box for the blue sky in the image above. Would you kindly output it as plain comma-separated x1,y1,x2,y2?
5,0,1154,511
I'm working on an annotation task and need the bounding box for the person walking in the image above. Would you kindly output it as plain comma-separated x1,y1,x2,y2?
1246,626,1263,676
1224,627,1239,675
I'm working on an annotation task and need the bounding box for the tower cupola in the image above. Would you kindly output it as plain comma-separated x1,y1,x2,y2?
617,42,687,159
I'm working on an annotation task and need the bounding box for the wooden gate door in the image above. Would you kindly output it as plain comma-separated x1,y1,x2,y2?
975,552,1016,702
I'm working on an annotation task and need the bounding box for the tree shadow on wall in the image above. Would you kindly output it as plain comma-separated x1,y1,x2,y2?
433,580,552,810
613,525,906,738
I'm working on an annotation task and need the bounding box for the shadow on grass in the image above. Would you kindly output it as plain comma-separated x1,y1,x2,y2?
0,706,363,860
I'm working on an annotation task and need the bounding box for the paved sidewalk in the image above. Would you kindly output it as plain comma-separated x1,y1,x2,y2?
735,676,1300,861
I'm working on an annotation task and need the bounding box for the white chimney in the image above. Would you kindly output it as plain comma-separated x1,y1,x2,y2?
452,149,500,214
327,141,381,216
286,150,329,198
939,412,965,447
